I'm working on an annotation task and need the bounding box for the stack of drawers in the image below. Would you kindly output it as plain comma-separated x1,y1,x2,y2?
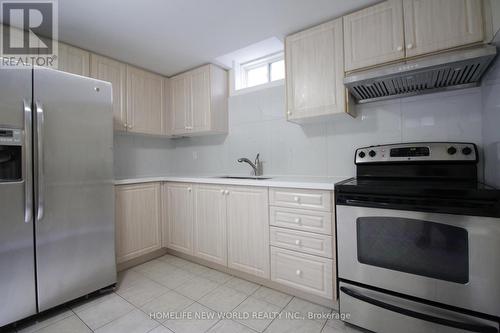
269,188,335,300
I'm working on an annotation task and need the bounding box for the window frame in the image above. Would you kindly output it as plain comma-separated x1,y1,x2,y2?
239,51,285,90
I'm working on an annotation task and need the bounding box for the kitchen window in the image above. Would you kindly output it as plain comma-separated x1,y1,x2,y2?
238,52,285,91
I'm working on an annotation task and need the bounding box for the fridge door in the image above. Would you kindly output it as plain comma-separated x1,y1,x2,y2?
33,67,116,311
0,68,37,326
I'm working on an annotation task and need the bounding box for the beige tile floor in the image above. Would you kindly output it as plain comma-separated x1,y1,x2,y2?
4,254,367,333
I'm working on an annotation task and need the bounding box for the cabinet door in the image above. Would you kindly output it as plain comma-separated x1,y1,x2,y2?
115,183,162,264
170,74,190,135
127,66,165,135
193,184,227,265
227,186,270,278
190,66,210,132
90,54,127,130
403,0,484,57
285,18,345,120
343,0,405,71
166,183,194,255
57,43,90,76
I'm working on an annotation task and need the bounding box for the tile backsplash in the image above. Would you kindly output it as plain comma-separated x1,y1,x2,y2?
115,83,487,181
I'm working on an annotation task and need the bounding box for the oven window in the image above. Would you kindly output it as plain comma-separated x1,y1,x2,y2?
357,217,469,284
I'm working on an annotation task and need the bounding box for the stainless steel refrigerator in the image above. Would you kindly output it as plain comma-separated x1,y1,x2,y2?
0,66,116,327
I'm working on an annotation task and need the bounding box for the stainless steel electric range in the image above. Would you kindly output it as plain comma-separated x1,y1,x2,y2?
335,142,500,333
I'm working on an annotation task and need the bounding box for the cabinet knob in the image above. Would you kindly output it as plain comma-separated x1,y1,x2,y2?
397,46,403,51
128,125,133,129
293,196,300,202
294,218,301,224
407,43,413,49
220,189,225,194
295,239,301,246
225,190,229,195
296,269,302,276
188,187,192,192
123,123,128,128
287,111,292,116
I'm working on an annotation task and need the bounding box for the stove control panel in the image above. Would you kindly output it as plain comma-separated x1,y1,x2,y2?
355,142,477,164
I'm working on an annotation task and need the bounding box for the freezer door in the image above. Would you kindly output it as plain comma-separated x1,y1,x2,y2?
0,68,37,326
33,67,116,311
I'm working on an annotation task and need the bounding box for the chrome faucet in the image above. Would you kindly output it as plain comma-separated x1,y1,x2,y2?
238,153,263,176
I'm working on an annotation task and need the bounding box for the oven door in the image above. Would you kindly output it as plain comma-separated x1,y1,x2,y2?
337,205,500,317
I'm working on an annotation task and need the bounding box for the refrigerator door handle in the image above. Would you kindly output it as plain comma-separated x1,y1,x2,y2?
24,100,33,223
36,101,45,222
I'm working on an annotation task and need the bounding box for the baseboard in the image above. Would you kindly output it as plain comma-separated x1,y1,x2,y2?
116,248,167,272
165,248,339,310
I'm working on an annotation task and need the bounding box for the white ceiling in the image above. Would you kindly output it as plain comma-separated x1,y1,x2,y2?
56,0,379,76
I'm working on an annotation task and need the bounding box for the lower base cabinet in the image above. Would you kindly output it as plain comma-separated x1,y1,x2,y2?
162,183,270,277
118,181,336,302
164,183,194,255
271,246,334,299
193,184,227,266
227,186,270,279
115,183,162,264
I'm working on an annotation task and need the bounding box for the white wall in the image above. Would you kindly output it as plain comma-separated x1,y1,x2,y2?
114,132,175,179
166,85,484,178
114,84,486,180
482,34,500,188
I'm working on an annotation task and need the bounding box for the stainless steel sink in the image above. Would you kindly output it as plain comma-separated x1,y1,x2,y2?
217,176,272,180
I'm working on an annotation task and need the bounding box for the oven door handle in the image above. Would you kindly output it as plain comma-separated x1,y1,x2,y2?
340,287,498,333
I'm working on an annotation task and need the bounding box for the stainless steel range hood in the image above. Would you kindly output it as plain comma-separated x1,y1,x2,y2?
344,45,497,104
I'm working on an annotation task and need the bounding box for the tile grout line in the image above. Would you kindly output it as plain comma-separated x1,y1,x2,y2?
260,296,295,333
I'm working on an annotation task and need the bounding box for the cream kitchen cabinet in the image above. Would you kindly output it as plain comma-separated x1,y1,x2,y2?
57,42,90,76
343,0,487,72
227,186,270,278
169,64,228,136
170,74,190,135
127,65,167,136
271,247,334,299
164,183,194,255
343,0,405,71
403,0,485,57
115,183,162,264
285,18,349,122
168,183,269,276
90,54,127,130
193,184,227,266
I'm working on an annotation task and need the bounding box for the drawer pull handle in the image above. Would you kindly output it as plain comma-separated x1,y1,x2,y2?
295,240,301,246
296,269,302,276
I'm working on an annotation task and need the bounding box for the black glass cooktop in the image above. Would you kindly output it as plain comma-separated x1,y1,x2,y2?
335,177,500,217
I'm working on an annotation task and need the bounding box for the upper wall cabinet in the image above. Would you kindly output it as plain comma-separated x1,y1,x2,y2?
126,65,167,136
403,0,484,57
344,0,487,72
90,54,127,131
343,0,405,71
169,64,228,136
285,18,350,122
57,43,90,76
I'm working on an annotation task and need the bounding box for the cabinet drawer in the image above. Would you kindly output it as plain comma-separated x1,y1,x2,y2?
271,247,333,299
269,188,331,211
270,206,332,235
270,227,333,258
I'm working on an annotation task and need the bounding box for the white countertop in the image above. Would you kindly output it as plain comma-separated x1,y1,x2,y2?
114,175,350,190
